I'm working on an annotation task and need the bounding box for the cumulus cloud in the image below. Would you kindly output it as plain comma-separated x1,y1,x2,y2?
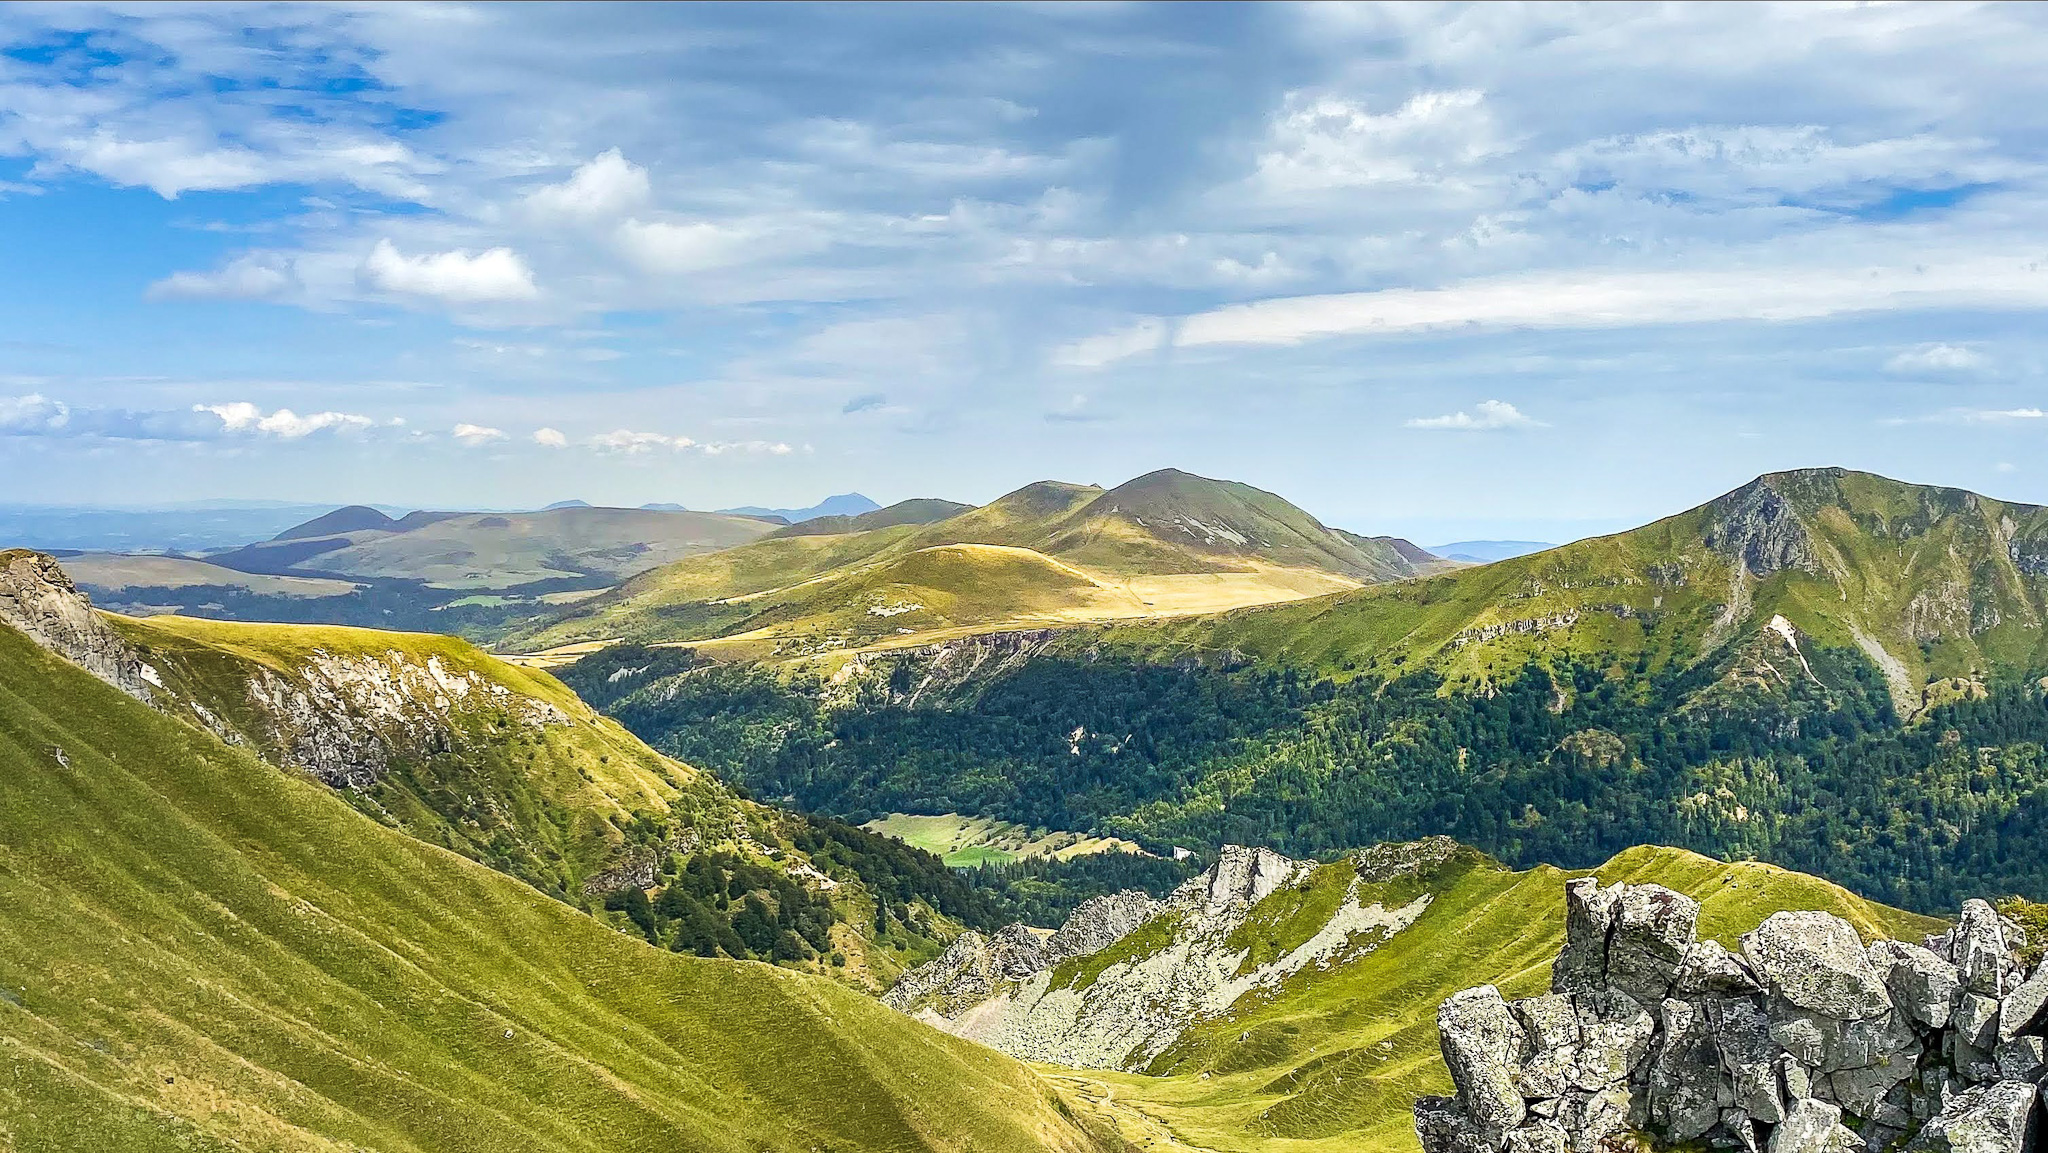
1885,343,1988,375
588,429,791,455
532,427,568,447
527,149,651,221
0,394,70,435
148,254,297,301
615,219,757,274
196,401,374,438
362,240,538,303
1406,400,1543,431
452,422,506,445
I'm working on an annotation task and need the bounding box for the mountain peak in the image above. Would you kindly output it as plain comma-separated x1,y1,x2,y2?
272,505,398,541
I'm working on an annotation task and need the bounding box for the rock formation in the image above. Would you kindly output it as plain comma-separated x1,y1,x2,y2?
885,838,1455,1070
1417,880,2047,1153
0,549,156,700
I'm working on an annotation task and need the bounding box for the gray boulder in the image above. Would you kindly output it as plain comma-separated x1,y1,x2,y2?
1767,1097,1859,1153
1677,939,1763,997
1992,1036,2044,1083
1554,879,1622,995
1998,962,2048,1043
1742,911,1892,1021
1947,901,2013,997
1648,997,1723,1141
1512,993,1580,1101
1708,996,1788,1122
1605,885,1701,1006
1415,1095,1492,1153
1956,993,2003,1052
1439,985,1530,1139
1502,1123,1570,1153
1571,988,1654,1090
1867,938,1961,1029
1905,1080,2038,1153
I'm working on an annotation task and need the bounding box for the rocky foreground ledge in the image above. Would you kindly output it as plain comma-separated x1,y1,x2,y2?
1418,880,2046,1153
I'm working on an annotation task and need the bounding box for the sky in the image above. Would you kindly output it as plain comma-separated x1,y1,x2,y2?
4,2,2048,545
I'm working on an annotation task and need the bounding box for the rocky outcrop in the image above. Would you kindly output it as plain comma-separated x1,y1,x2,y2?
1704,478,1821,579
223,650,572,788
885,840,1454,1070
1418,882,2048,1153
0,550,155,700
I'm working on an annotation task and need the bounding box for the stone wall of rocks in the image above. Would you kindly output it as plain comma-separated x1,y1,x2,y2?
1417,879,2047,1153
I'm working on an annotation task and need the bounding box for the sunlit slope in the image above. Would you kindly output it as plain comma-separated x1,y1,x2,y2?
515,469,1439,653
0,622,1107,1153
1054,844,1939,1153
110,613,741,902
1111,468,2048,710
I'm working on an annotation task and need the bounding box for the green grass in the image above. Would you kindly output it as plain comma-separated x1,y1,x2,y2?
0,622,1110,1153
1101,468,2048,714
1048,843,1940,1153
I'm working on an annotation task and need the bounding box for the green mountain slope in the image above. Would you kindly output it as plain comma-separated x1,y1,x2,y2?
0,620,1108,1152
892,840,1936,1153
512,469,1441,655
769,497,976,538
1117,467,2048,713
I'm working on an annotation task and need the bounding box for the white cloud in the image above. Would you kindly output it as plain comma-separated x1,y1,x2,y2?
1055,255,2048,363
1406,399,1543,431
0,393,72,434
196,402,374,438
362,240,538,302
616,218,757,274
1964,407,2047,422
148,254,296,301
452,422,506,445
532,427,568,447
526,149,651,220
587,428,791,455
1255,89,1499,192
1053,318,1169,369
1885,343,1987,375
591,428,696,454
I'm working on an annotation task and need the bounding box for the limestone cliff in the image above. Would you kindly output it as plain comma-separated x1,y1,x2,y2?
884,838,1460,1071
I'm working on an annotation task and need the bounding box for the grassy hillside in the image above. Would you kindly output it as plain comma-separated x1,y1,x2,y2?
1048,844,1940,1153
300,507,777,588
1112,468,2048,713
99,610,1005,988
64,552,359,599
512,469,1439,656
0,621,1109,1153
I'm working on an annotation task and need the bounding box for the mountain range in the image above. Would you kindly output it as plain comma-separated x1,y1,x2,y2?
512,468,1446,659
6,462,2048,1151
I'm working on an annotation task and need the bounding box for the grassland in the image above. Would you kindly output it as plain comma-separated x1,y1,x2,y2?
510,469,1435,660
864,812,1144,866
0,621,1110,1152
1042,844,1941,1153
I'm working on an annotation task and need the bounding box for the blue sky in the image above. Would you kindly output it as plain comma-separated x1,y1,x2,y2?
3,2,2048,544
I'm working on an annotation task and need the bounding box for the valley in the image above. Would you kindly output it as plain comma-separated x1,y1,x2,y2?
9,463,2048,1153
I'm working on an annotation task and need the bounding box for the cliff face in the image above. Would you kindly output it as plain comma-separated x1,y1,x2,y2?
0,549,156,700
884,839,1459,1071
1419,879,2046,1153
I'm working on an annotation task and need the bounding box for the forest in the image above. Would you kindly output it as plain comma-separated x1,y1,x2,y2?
566,642,2048,913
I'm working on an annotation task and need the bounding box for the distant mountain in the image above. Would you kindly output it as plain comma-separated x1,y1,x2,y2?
639,502,689,511
1423,539,1557,563
0,502,383,553
543,499,593,510
514,468,1444,655
719,492,882,523
273,504,400,540
769,497,974,538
